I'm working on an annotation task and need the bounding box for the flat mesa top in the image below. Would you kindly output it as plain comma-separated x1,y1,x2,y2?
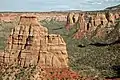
20,15,37,18
19,15,40,26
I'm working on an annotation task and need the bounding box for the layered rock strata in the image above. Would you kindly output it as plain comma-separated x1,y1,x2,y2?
0,15,68,68
66,12,120,39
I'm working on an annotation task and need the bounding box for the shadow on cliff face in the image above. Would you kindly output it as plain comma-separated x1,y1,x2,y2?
105,65,120,79
77,38,120,48
111,65,120,78
89,39,120,47
52,27,64,30
41,20,120,78
77,44,86,47
77,22,120,48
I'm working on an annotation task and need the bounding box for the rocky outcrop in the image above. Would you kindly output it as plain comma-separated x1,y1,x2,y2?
0,13,18,22
77,13,86,30
66,13,74,24
1,15,68,68
65,13,74,31
0,13,67,23
105,12,115,24
100,13,108,25
65,13,79,31
114,13,120,19
66,12,120,40
74,13,87,39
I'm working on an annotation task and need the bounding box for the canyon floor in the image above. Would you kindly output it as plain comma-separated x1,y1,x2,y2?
40,19,120,79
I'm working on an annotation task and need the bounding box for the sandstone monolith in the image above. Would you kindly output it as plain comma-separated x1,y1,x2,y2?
1,15,68,68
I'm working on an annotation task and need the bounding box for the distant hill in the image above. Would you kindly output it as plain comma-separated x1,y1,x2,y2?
50,10,82,13
105,4,120,10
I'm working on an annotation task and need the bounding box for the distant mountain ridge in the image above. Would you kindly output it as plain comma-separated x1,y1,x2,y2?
105,4,120,10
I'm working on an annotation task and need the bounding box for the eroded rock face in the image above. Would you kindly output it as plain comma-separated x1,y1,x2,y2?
94,13,101,27
65,13,74,31
106,12,115,24
114,13,120,19
100,13,108,26
1,15,68,68
66,13,74,24
66,12,120,39
74,13,87,39
77,13,86,30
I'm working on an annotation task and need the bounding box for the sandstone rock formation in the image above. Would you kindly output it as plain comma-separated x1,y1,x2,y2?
77,13,86,30
66,13,74,24
65,13,74,31
74,13,87,39
114,13,120,19
0,12,67,23
106,12,115,24
0,13,18,23
65,13,79,31
0,15,68,68
66,11,120,39
94,13,101,27
100,13,108,26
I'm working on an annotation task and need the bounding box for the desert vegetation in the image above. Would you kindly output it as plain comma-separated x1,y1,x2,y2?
40,18,120,79
0,16,80,80
0,13,120,80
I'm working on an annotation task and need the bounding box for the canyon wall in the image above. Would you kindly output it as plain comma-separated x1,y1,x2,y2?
0,12,67,23
66,12,120,39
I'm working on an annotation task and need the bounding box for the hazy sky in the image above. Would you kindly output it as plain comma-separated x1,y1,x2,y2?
0,0,120,11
